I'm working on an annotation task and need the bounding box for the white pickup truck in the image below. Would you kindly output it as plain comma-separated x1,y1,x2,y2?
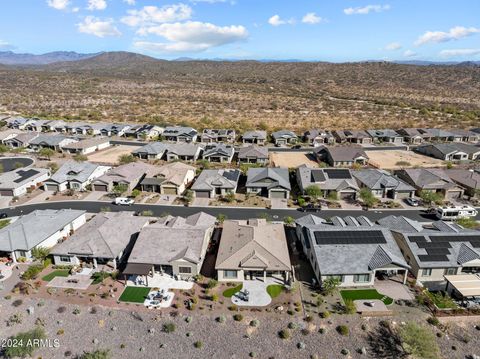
114,197,134,206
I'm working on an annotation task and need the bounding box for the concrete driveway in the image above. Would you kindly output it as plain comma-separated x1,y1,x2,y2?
270,198,288,209
232,280,272,307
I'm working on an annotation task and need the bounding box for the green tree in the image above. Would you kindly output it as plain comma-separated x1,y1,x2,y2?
283,216,295,225
305,185,323,201
118,154,136,165
73,153,88,162
31,246,50,262
419,190,444,206
217,213,227,224
183,189,194,205
456,217,479,229
359,188,377,208
321,277,341,295
0,144,9,153
112,183,128,196
47,161,59,173
399,322,440,359
131,189,141,198
327,191,338,201
224,191,236,203
38,148,55,160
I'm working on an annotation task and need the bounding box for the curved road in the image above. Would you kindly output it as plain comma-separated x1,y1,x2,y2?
0,200,453,222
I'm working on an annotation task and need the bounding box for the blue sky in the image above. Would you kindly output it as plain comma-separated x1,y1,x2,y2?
0,0,479,61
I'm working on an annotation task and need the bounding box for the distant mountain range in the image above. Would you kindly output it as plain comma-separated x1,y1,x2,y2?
0,51,101,65
0,50,479,66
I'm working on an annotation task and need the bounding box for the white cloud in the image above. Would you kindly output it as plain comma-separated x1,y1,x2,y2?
403,49,417,58
439,48,480,58
134,21,248,53
344,4,390,15
302,13,323,25
77,16,122,37
124,0,135,5
268,15,294,26
121,4,192,27
46,0,70,10
0,40,15,50
415,26,480,46
190,0,228,3
87,0,107,11
385,42,402,50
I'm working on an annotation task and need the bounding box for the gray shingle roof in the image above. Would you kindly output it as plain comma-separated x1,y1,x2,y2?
445,169,480,190
396,168,455,190
30,134,74,146
48,161,108,184
297,166,359,192
246,167,291,190
192,169,240,191
132,142,169,156
271,130,297,140
238,145,268,160
243,130,267,140
0,209,85,252
352,169,414,192
0,167,50,189
203,144,234,158
166,143,202,156
315,145,369,162
51,212,149,259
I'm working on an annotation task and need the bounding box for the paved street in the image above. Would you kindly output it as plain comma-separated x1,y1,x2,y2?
0,200,474,222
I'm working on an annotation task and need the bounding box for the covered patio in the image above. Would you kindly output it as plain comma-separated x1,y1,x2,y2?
445,274,480,300
123,263,194,290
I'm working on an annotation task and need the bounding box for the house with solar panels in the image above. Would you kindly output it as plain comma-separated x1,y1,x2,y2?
0,167,50,197
379,215,480,290
295,214,410,287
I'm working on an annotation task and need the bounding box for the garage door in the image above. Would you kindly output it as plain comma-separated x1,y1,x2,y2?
446,191,462,199
340,192,355,200
0,189,14,196
270,190,286,199
195,191,210,198
163,187,177,195
44,184,59,192
93,184,108,192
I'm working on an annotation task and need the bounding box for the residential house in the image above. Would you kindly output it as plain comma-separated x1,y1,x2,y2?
0,168,50,197
99,123,131,137
333,130,373,144
314,145,369,167
237,145,269,165
271,130,298,146
449,129,478,143
352,169,415,199
4,132,39,148
215,219,292,283
191,169,240,198
125,124,164,140
0,209,86,262
125,212,216,281
64,122,91,135
6,117,36,130
25,119,51,132
366,129,404,144
295,214,409,287
88,123,110,136
165,143,203,162
418,128,455,142
0,129,22,144
61,137,111,155
91,162,158,192
380,215,480,290
140,162,195,195
163,126,198,143
296,166,359,200
242,130,267,145
43,120,68,133
202,143,234,163
43,161,111,192
201,129,236,143
395,168,464,200
51,212,150,270
29,134,78,152
415,143,480,161
303,129,335,147
132,142,169,160
396,128,425,144
444,169,480,198
246,167,291,199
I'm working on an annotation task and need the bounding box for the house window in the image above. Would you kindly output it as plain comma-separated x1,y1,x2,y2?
178,266,192,274
325,275,343,283
223,270,237,279
444,268,456,275
422,268,432,277
353,274,370,283
59,256,71,263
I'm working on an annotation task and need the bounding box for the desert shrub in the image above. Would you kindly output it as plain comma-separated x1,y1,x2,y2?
233,314,243,322
216,314,226,323
185,316,193,323
288,322,298,330
427,316,440,327
250,319,260,327
194,341,203,349
344,299,356,314
398,322,440,359
163,322,176,333
336,325,349,336
206,279,218,289
72,307,81,315
278,329,291,339
78,349,111,359
12,299,23,307
319,310,330,319
57,306,67,313
21,264,44,280
3,327,46,358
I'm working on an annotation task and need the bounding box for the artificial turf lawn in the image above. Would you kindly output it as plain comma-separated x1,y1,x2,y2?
222,283,243,298
118,286,151,303
41,270,70,282
340,289,394,305
266,284,284,298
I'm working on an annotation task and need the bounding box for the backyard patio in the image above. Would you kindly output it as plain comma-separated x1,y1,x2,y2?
230,278,286,307
126,273,194,291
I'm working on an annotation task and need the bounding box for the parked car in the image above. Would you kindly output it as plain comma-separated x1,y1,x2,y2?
0,213,8,219
114,197,134,206
405,197,420,207
299,204,321,212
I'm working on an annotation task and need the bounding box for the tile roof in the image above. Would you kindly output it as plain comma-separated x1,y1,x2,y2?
192,169,240,191
48,161,109,184
238,145,268,159
246,167,291,190
0,167,49,189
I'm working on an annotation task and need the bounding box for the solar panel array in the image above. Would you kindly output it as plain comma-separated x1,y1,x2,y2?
311,170,326,183
407,234,480,263
13,169,40,183
324,169,351,179
314,230,387,245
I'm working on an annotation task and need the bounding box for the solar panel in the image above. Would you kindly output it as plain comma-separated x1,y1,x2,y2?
433,235,480,242
324,169,351,179
470,241,480,248
13,169,39,183
314,230,387,245
408,235,426,243
425,248,450,255
418,255,449,262
417,241,452,249
311,170,326,182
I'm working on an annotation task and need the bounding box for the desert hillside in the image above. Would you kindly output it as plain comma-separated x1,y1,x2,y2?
0,52,479,132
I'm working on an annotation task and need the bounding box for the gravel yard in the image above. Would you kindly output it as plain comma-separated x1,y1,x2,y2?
269,151,318,168
87,145,141,165
365,150,445,170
